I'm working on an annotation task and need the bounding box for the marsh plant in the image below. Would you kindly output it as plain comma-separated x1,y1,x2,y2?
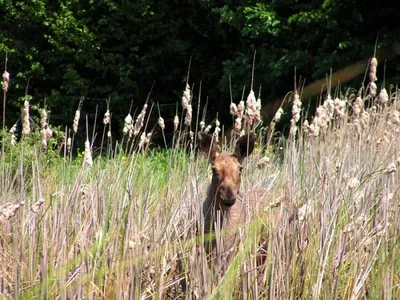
1,56,400,299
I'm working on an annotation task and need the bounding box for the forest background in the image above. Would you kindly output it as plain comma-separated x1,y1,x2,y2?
1,0,399,145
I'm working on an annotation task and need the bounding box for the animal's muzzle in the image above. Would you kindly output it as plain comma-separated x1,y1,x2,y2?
221,198,236,207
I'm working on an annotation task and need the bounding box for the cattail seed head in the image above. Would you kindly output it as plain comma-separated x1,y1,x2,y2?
353,96,363,117
348,177,360,189
230,102,238,116
22,100,31,135
273,107,284,123
134,104,148,136
138,132,146,149
2,71,9,91
184,104,192,126
182,83,191,110
385,162,397,174
292,91,302,123
158,117,165,130
379,88,388,105
145,132,152,144
333,98,346,118
388,110,400,125
83,139,93,167
73,109,80,134
67,137,72,153
237,101,245,118
204,124,212,134
199,120,205,131
245,90,258,126
103,109,111,125
173,115,179,131
123,113,134,137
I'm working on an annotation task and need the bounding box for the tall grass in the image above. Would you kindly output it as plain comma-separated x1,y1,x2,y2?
1,75,400,298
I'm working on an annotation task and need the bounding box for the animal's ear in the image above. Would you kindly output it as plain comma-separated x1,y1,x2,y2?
198,132,220,163
234,132,256,163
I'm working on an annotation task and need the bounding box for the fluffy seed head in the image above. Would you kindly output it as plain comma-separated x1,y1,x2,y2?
230,102,238,116
83,139,93,167
182,83,191,109
103,110,111,125
22,100,31,135
73,109,80,134
173,115,179,131
379,88,388,105
133,104,148,136
158,117,165,130
2,71,9,91
273,107,284,123
184,104,192,126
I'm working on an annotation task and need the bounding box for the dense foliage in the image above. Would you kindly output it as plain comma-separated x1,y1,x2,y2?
1,0,399,138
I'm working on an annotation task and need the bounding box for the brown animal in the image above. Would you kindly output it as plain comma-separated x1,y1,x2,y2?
198,132,280,266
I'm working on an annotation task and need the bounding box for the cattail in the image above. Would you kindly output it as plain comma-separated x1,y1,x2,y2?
2,71,9,92
30,198,45,213
245,90,257,126
348,177,360,189
237,100,245,118
158,117,165,130
360,111,370,129
138,132,146,149
273,107,283,123
123,113,133,137
199,120,205,131
173,115,179,131
385,162,397,174
333,98,346,119
379,88,388,106
107,130,111,138
230,102,238,116
189,130,194,143
204,124,212,134
40,109,52,148
255,96,262,123
234,117,242,131
83,139,93,167
257,156,270,169
323,94,335,118
234,100,245,131
67,137,72,153
145,132,152,144
388,110,400,125
289,119,297,137
353,96,363,117
73,108,80,134
103,109,111,125
369,57,378,82
369,82,377,97
21,100,30,135
184,104,192,126
0,202,24,223
214,118,221,141
291,91,302,123
182,83,191,110
9,123,17,146
133,104,147,136
368,57,378,97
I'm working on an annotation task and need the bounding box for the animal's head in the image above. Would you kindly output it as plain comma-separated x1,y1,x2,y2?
198,132,256,207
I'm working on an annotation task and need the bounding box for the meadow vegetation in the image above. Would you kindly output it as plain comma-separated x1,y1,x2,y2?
1,56,400,299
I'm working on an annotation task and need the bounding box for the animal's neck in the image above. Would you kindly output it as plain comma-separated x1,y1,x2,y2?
203,184,243,231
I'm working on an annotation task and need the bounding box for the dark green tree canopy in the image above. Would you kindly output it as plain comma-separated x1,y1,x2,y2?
1,0,399,143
